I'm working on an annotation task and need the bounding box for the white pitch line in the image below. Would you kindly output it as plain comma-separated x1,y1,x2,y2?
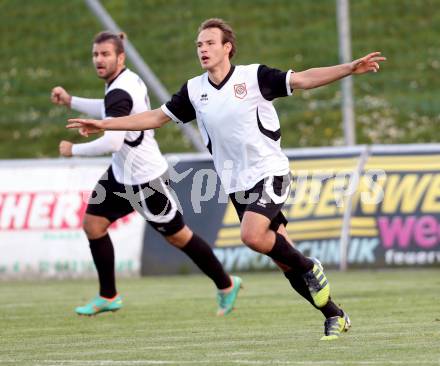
1,358,439,365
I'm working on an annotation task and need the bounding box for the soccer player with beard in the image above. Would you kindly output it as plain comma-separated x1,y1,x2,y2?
52,31,241,316
67,20,386,339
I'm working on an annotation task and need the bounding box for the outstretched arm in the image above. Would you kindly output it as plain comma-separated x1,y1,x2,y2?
291,52,386,90
67,108,171,137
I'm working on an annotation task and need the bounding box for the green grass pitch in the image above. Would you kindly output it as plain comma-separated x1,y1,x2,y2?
1,269,439,365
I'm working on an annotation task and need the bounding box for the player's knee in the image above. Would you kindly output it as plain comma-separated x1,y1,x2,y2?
83,215,108,239
241,229,265,252
165,226,193,248
166,232,184,247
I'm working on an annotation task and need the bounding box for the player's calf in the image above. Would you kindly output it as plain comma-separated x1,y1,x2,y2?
302,258,330,308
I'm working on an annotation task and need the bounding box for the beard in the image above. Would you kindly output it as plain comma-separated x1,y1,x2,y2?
96,62,118,81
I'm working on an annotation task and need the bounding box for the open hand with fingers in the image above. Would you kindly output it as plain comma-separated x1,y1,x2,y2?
351,51,386,74
67,118,104,137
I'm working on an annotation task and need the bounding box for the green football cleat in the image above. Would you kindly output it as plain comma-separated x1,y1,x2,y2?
216,276,242,316
302,258,330,308
75,294,123,316
320,311,351,341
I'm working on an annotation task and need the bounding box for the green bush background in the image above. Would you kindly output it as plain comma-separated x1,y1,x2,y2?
1,0,439,158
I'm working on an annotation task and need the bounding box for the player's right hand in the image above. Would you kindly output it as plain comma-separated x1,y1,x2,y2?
51,86,72,107
67,118,104,137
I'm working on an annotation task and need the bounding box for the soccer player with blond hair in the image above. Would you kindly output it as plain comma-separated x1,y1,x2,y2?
68,19,385,339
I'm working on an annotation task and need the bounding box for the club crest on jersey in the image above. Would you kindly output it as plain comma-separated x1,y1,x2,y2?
234,83,247,99
200,93,208,103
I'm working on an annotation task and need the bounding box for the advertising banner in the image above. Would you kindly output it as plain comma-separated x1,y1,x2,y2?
0,159,145,278
2,144,439,279
358,148,440,267
141,146,440,274
211,148,370,271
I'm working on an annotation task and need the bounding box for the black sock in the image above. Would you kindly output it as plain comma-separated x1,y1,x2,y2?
89,233,117,298
267,233,313,274
284,270,343,318
284,269,317,308
319,300,343,318
181,233,231,290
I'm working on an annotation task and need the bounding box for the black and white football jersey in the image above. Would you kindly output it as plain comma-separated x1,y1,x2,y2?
104,69,168,185
161,64,292,193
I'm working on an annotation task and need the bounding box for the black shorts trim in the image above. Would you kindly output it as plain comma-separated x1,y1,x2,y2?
148,210,185,236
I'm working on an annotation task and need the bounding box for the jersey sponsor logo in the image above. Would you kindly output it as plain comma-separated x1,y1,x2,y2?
256,197,267,208
200,93,208,103
233,83,247,99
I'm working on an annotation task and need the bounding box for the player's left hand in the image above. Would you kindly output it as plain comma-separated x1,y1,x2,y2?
67,118,104,137
59,140,73,157
351,52,386,74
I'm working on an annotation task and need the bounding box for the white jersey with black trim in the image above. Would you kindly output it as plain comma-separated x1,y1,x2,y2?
161,64,292,193
103,69,168,185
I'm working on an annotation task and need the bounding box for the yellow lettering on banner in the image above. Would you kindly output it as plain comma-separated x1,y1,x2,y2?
352,174,387,215
223,201,240,225
281,193,294,217
289,179,323,219
334,176,349,215
216,202,241,247
421,174,440,212
382,174,432,214
315,178,344,216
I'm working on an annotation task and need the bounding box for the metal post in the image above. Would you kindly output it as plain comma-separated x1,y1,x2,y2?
336,0,356,146
339,146,369,270
84,0,205,152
